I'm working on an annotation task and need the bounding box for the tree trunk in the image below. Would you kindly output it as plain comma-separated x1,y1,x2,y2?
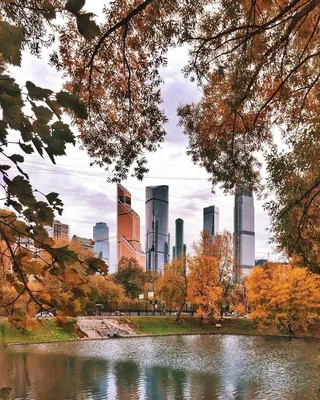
176,300,185,323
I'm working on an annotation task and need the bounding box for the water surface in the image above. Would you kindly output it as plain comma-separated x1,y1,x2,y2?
0,335,319,399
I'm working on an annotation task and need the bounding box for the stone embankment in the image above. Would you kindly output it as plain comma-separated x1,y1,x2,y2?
77,317,137,339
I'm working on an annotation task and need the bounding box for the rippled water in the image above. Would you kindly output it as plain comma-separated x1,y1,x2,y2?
0,335,319,399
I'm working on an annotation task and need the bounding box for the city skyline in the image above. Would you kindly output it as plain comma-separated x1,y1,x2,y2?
9,18,276,273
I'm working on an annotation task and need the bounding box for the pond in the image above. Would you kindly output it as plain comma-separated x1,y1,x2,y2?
0,335,319,399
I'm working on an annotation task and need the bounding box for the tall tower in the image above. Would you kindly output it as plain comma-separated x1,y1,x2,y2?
93,222,110,265
117,184,145,268
203,206,219,241
145,185,169,274
173,218,186,259
234,186,255,281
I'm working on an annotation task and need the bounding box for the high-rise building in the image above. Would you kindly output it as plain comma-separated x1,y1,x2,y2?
72,235,94,250
93,222,110,265
46,219,69,240
203,205,219,240
145,185,170,274
117,184,145,268
172,218,186,260
234,186,255,281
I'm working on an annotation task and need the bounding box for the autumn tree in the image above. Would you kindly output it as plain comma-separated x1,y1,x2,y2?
113,257,147,299
87,275,125,305
246,263,320,333
0,209,108,329
194,230,234,316
2,0,320,321
156,256,188,322
188,232,223,321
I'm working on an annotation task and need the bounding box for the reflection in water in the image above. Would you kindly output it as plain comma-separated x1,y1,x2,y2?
0,335,319,400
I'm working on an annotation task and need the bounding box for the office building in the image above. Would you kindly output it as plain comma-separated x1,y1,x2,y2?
172,218,186,260
46,219,69,240
117,184,145,268
145,185,170,274
203,205,219,240
234,186,255,281
72,235,94,250
93,222,110,265
255,258,267,266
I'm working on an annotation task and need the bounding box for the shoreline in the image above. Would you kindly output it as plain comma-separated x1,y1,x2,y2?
1,316,319,346
5,330,320,347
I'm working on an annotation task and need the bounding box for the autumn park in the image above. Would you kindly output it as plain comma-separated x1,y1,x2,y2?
0,0,320,399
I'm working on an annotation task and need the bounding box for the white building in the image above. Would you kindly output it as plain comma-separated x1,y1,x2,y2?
234,186,255,281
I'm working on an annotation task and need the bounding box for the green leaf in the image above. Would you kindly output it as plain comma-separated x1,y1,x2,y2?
32,105,53,125
54,247,78,266
56,91,87,119
0,75,23,129
32,136,44,157
46,99,62,119
0,120,8,143
8,176,36,206
0,164,10,171
26,81,53,100
34,201,54,225
46,192,63,212
76,13,100,41
85,257,109,274
9,154,24,163
19,142,34,154
47,121,75,156
65,0,85,14
6,199,22,213
0,22,24,66
20,117,34,142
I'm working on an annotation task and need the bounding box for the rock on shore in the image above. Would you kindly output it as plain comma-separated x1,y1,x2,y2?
76,317,136,339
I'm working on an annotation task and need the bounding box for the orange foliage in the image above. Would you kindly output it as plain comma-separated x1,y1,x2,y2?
188,255,222,320
246,263,320,333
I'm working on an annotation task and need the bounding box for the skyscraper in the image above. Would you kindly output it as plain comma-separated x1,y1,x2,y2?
145,185,170,274
93,222,110,265
117,184,145,268
234,186,255,281
172,218,186,260
203,205,219,240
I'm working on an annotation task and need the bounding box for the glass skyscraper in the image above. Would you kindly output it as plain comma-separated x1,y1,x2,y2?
203,206,219,240
93,222,110,265
234,186,255,281
173,218,186,259
145,185,170,273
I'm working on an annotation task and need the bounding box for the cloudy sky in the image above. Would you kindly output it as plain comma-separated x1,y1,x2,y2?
6,2,279,272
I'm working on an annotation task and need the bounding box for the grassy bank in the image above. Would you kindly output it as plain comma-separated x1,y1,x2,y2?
0,319,77,345
122,316,320,339
1,316,319,345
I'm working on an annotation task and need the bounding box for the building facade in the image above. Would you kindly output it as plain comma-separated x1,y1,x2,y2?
172,218,186,260
46,219,69,240
93,222,110,265
117,184,145,268
72,235,94,250
234,186,255,281
145,185,170,274
203,205,219,240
